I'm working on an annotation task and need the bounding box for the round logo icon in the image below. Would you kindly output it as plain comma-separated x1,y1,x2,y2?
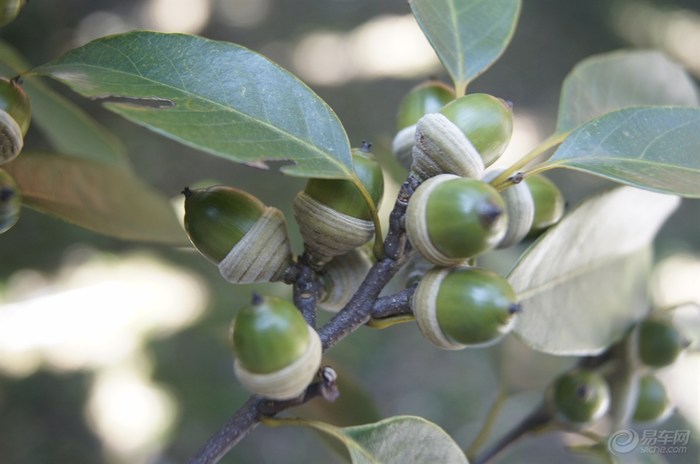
608,429,639,455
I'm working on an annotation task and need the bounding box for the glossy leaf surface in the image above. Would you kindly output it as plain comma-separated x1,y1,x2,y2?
35,32,354,179
410,0,520,94
0,40,128,167
545,106,700,198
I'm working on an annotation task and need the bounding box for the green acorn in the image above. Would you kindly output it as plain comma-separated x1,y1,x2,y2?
294,144,384,269
635,317,688,368
483,169,535,248
406,174,507,266
231,294,322,400
409,93,513,180
0,77,31,164
392,80,455,169
547,368,611,427
632,374,673,424
524,175,565,236
0,167,20,233
0,0,27,27
412,267,521,349
182,185,293,284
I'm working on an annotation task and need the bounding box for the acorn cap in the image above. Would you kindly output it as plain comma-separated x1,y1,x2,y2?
317,248,373,313
438,93,513,166
304,147,384,221
295,145,383,269
406,174,507,266
183,186,292,283
0,167,20,234
483,169,535,248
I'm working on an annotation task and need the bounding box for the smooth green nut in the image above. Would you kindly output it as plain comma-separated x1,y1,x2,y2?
412,267,521,349
232,295,310,374
633,374,673,424
525,175,565,235
232,294,323,400
406,174,507,266
304,146,384,221
0,167,20,234
547,368,611,427
438,93,513,166
636,318,687,368
396,79,455,131
183,185,265,263
0,0,27,27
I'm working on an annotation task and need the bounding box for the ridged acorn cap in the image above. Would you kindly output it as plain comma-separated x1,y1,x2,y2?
0,167,20,234
392,80,455,170
295,146,383,269
183,186,293,283
546,368,611,428
317,248,373,313
406,174,507,266
0,78,30,165
438,93,513,166
232,294,322,400
482,169,534,248
412,267,521,350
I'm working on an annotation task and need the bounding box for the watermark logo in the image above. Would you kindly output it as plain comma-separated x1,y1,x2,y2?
608,429,639,455
608,428,690,456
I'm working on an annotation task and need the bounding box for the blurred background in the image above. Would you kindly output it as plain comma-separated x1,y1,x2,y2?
0,0,699,463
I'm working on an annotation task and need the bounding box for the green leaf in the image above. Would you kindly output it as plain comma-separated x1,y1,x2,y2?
4,152,187,244
410,0,521,94
0,40,128,167
508,187,680,355
544,107,700,198
33,31,354,179
267,416,468,464
556,50,699,134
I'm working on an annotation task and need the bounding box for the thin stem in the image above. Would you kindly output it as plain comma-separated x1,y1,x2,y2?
472,403,552,464
292,255,319,328
466,388,508,458
490,132,569,191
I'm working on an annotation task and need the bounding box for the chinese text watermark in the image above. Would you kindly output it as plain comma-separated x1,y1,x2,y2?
608,428,690,455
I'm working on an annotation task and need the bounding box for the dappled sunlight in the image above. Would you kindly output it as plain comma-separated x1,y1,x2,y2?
214,0,271,29
612,0,700,78
139,0,211,34
0,250,208,462
293,14,441,86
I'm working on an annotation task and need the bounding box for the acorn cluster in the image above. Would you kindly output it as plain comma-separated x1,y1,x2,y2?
392,81,565,349
545,314,689,428
0,76,31,235
182,142,384,399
